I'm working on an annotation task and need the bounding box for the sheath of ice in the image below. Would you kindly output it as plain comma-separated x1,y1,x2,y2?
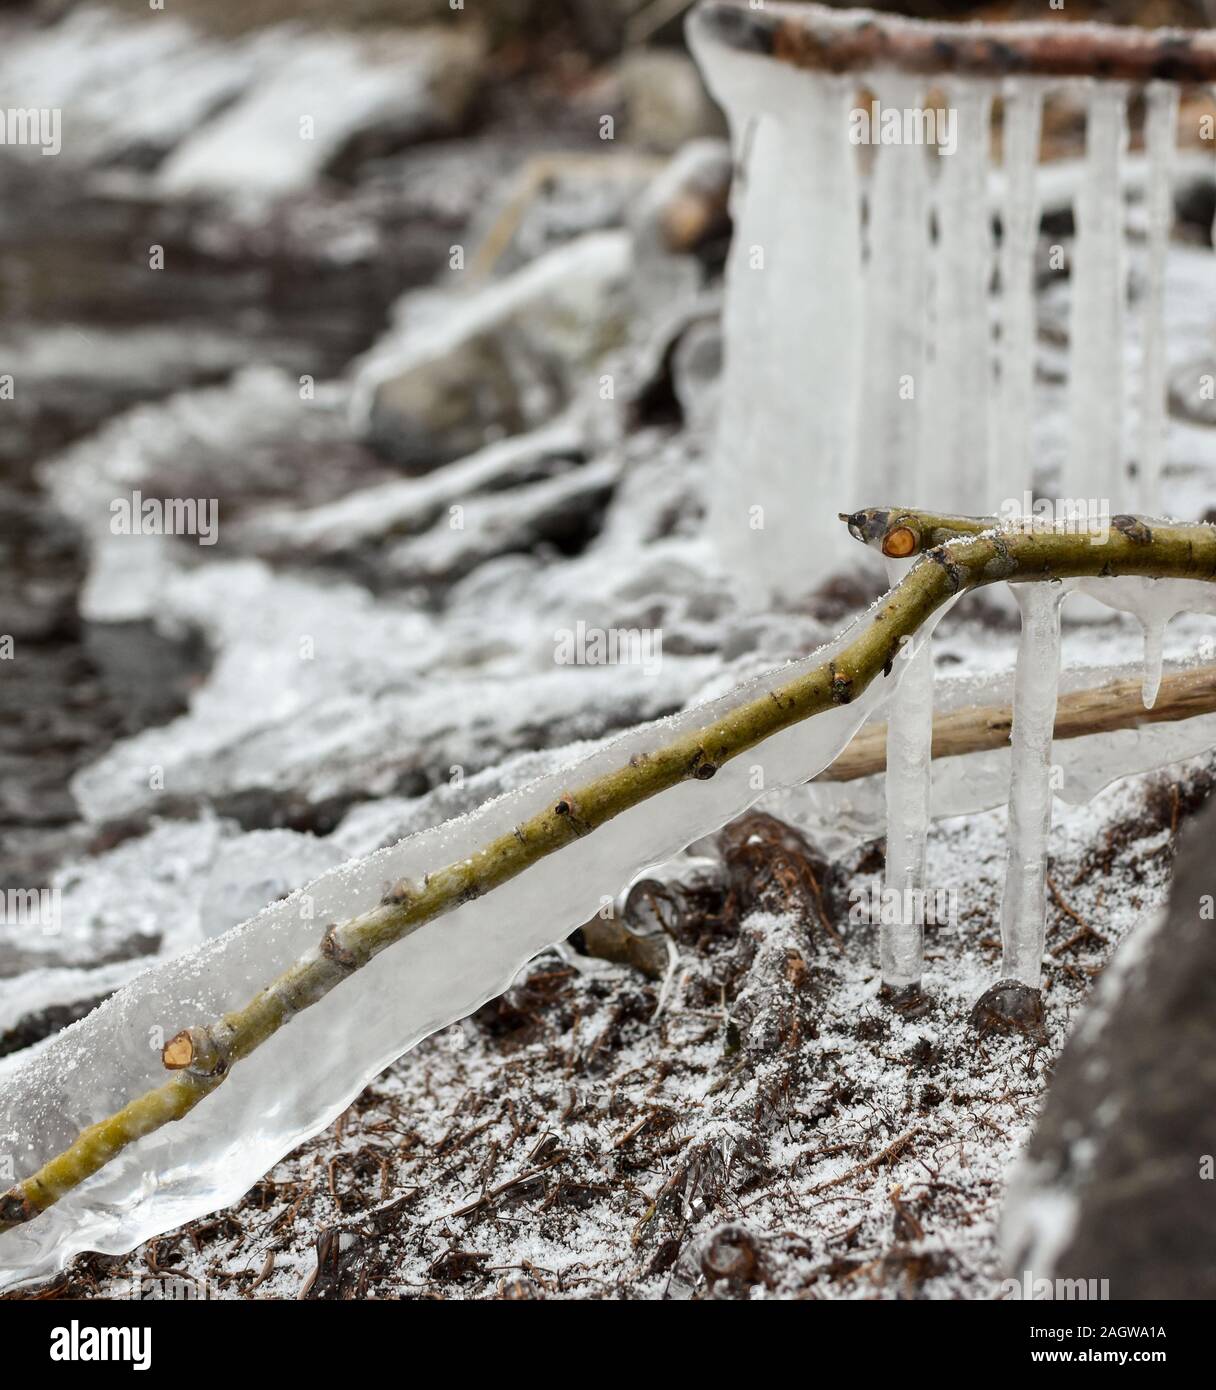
689,23,862,600
0,596,956,1290
1066,81,1129,503
921,77,995,515
993,79,1044,506
1136,83,1178,516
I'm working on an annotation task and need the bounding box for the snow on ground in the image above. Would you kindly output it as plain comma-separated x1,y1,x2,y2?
29,762,1197,1300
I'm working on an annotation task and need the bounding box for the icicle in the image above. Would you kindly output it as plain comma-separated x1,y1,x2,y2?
994,79,1044,506
1139,616,1165,711
857,73,931,508
1137,82,1178,517
702,103,781,608
762,69,862,586
881,557,933,995
921,78,996,514
1072,574,1216,708
999,584,1064,990
690,33,862,602
1066,81,1129,507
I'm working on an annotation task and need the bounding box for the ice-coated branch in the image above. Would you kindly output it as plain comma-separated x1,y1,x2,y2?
4,513,1216,1237
691,1,1216,83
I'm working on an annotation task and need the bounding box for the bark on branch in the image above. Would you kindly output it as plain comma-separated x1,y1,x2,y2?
3,512,1215,1238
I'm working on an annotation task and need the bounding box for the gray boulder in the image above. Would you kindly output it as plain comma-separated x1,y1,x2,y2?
1003,792,1216,1299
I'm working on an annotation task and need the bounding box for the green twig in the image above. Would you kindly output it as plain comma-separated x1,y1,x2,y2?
3,512,1214,1237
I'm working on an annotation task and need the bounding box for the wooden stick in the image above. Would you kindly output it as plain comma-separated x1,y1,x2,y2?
817,665,1216,783
691,1,1216,83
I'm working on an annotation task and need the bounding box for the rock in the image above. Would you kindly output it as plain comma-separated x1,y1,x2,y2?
0,7,257,168
630,139,732,280
158,25,485,199
231,417,586,561
352,231,631,468
618,50,727,154
382,456,620,586
671,312,723,433
969,979,1047,1042
1002,794,1216,1299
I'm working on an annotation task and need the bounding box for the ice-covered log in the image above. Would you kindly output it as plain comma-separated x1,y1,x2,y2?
692,2,1216,83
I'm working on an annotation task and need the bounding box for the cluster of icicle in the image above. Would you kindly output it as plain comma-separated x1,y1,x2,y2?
687,16,1178,597
686,8,1203,998
895,572,1216,997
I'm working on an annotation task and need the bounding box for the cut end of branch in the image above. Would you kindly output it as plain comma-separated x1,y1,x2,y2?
161,1031,195,1070
162,1026,227,1076
882,525,919,559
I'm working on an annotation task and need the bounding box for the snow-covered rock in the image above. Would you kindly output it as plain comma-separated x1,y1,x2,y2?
158,25,485,199
351,231,632,467
0,6,255,167
1003,794,1216,1299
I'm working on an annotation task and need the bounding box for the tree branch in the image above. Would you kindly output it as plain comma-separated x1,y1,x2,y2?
693,1,1216,83
817,665,1216,783
3,513,1215,1237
